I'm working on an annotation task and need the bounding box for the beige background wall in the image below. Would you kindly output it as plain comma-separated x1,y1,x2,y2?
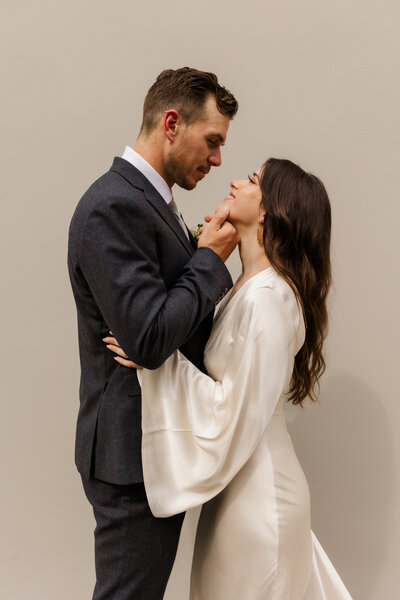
1,1,399,598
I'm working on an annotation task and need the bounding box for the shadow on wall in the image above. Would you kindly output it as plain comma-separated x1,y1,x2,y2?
285,373,394,600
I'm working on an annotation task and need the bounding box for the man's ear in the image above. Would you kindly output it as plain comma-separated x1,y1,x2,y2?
163,110,181,143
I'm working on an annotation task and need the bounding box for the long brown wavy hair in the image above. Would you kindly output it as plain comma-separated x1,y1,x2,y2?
260,158,332,405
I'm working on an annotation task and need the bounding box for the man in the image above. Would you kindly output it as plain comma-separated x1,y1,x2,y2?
68,67,239,599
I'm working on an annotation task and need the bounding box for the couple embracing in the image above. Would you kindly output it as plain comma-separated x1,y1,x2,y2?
68,67,352,599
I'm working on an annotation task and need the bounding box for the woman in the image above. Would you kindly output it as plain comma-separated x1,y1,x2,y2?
104,158,352,599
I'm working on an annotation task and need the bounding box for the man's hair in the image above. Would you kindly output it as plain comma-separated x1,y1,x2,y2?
140,67,238,134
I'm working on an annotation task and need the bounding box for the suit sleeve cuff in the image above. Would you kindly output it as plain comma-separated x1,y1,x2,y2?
191,247,233,303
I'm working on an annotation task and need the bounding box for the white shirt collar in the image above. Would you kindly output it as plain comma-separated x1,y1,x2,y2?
122,146,172,205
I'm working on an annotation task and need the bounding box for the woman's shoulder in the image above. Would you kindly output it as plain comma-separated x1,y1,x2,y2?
239,269,303,336
242,268,296,309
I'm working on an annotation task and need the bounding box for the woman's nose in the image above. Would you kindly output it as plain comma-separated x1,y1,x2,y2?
230,178,246,190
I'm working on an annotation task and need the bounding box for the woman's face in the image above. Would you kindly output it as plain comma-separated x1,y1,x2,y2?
223,169,263,227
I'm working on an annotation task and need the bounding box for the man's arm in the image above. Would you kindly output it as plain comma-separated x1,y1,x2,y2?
78,197,238,369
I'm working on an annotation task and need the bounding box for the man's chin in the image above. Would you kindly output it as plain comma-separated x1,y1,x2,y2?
176,176,198,191
177,182,196,191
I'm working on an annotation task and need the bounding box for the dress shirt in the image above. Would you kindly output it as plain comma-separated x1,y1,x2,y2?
122,146,172,204
122,146,188,237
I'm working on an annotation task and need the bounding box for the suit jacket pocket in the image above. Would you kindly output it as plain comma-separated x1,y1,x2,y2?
124,371,141,396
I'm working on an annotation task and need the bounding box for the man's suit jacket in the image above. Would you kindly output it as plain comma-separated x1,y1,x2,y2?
68,157,232,485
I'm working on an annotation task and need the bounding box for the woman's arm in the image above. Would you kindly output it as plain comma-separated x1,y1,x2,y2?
136,287,296,517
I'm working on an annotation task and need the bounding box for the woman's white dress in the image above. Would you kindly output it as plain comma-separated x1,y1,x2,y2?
139,268,352,599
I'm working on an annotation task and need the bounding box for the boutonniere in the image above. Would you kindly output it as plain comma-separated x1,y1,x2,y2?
189,223,203,240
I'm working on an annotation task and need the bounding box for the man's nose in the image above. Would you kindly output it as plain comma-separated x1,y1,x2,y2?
209,148,222,167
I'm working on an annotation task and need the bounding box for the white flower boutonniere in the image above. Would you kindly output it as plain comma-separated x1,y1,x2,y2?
189,223,203,240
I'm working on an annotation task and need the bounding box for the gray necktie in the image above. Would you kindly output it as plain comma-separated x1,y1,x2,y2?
169,198,189,238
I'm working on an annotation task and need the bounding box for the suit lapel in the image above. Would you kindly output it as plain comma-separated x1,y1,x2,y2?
144,187,195,255
187,228,198,251
110,157,194,256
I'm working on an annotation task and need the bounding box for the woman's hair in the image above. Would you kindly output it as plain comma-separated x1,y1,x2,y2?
260,158,332,405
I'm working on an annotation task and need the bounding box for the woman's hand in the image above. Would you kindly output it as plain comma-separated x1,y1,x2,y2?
102,333,142,369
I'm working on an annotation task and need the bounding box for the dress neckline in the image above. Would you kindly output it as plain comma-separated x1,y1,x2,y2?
232,267,275,297
214,267,276,323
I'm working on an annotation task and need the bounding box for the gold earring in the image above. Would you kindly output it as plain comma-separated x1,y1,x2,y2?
257,226,263,245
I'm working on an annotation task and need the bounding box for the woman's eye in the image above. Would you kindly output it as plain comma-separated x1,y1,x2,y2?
248,175,256,184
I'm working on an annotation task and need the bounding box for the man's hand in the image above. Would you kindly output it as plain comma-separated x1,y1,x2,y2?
197,206,239,262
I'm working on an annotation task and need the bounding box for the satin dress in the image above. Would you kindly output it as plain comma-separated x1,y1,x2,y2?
139,268,352,599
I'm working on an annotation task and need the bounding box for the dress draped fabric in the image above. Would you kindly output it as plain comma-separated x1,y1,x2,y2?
139,268,352,599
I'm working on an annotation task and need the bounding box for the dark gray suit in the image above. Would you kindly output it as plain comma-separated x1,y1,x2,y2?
68,157,232,599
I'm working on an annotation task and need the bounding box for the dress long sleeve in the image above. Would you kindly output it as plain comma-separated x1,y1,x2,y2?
140,282,302,517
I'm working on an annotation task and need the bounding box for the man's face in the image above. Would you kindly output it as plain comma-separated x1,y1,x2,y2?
165,95,230,190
